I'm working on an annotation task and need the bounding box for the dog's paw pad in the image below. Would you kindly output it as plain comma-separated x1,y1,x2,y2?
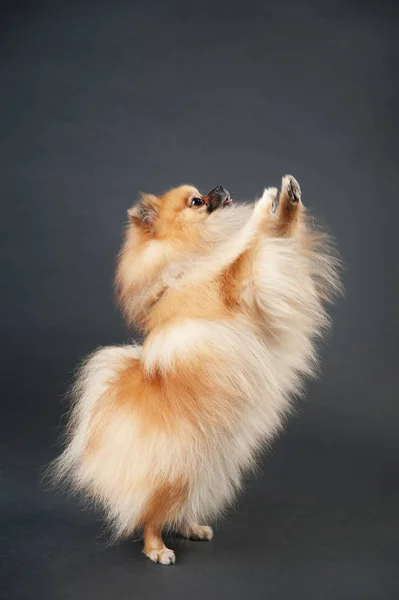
146,548,176,565
282,175,301,204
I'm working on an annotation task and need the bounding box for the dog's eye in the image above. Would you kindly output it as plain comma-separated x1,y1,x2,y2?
190,197,204,207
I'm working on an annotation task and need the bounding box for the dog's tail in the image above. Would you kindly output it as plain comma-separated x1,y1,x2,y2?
47,345,149,536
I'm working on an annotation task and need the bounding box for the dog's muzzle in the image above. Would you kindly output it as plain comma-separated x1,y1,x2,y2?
206,186,232,213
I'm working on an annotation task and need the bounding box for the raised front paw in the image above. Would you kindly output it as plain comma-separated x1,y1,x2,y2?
254,175,302,235
281,174,301,205
271,175,303,235
257,187,279,213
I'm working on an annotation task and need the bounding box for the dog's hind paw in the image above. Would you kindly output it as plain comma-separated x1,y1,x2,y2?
187,524,213,541
145,547,176,565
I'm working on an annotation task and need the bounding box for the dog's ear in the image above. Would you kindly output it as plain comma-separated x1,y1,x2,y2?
128,193,160,233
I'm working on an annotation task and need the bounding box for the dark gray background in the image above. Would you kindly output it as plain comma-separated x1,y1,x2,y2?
1,1,398,599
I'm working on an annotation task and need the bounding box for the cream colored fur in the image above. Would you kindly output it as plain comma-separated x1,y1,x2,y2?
50,181,341,552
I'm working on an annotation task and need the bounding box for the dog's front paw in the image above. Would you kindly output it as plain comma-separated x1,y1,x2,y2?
269,175,303,235
256,187,279,215
281,175,301,205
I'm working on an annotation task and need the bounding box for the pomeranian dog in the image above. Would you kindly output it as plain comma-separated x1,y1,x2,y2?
51,175,340,565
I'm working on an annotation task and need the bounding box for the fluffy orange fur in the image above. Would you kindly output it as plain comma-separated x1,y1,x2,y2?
50,176,341,565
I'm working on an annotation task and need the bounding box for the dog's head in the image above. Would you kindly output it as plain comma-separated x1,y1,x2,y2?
128,185,232,239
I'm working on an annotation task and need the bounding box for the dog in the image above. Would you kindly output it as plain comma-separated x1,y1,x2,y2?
50,176,340,564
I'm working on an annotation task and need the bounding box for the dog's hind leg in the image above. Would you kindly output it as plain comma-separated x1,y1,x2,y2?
141,478,189,565
143,523,176,565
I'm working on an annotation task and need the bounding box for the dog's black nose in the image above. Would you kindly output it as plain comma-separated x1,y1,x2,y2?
206,186,231,213
208,186,230,200
208,185,230,202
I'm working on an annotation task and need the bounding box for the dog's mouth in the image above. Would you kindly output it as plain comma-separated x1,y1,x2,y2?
206,186,232,213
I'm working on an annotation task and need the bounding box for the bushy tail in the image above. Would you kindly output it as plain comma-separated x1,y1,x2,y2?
47,344,141,495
